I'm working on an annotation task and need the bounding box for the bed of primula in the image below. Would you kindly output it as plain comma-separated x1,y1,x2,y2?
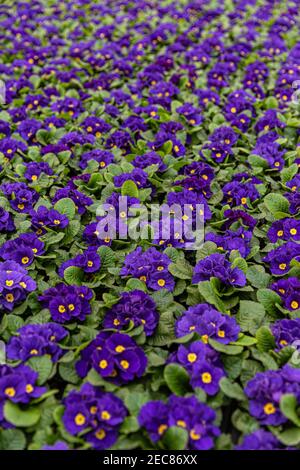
1,0,300,452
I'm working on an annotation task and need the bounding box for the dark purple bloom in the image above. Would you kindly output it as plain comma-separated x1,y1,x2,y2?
62,382,127,450
7,323,67,362
175,303,240,344
103,290,159,336
76,331,147,385
192,253,246,287
39,283,93,323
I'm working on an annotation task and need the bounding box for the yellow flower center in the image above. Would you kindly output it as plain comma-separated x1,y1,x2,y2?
264,403,276,415
201,372,212,384
217,330,225,338
5,280,13,287
279,263,286,270
6,294,14,302
90,406,97,414
99,360,108,369
291,301,299,310
157,279,165,287
115,345,125,353
95,429,106,440
30,349,38,355
87,261,93,267
277,230,283,237
26,384,34,393
113,319,120,326
187,353,197,363
190,429,201,440
74,413,86,426
21,257,29,264
176,420,186,428
290,228,297,235
120,360,129,369
58,305,66,313
158,424,168,435
5,387,16,397
101,411,111,420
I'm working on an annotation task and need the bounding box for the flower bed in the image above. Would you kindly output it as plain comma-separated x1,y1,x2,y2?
0,0,300,451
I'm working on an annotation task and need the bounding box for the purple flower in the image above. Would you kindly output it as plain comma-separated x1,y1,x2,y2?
39,283,93,323
62,383,127,450
245,366,300,425
58,247,101,277
7,323,67,362
263,241,300,275
0,260,36,311
171,341,225,395
0,208,15,233
0,233,44,266
76,331,147,385
192,253,246,287
30,206,69,234
175,303,240,344
0,364,46,426
236,430,286,450
139,395,220,449
121,247,175,291
103,290,159,336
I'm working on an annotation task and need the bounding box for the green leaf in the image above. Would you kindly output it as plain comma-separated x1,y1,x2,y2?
257,289,282,313
231,257,248,273
256,326,276,352
59,361,80,385
4,402,41,427
231,409,259,434
246,265,271,288
209,338,243,355
0,429,26,450
120,416,140,434
273,427,300,446
264,193,289,216
236,300,265,335
198,281,226,312
164,363,191,395
126,278,147,292
281,164,298,184
27,355,53,385
280,393,300,426
97,245,116,269
168,259,193,279
54,197,76,219
219,377,246,401
162,426,188,450
121,180,139,198
64,266,84,285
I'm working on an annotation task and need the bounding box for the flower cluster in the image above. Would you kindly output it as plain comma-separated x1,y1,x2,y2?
7,323,68,362
120,247,175,291
0,364,46,427
76,332,147,385
175,303,240,344
139,395,220,450
245,366,300,425
169,341,225,395
39,283,93,323
0,261,36,311
63,383,127,449
192,253,246,287
103,290,159,336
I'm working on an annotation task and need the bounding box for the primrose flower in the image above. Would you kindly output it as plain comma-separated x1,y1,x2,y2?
175,303,240,344
0,260,36,311
245,366,300,425
62,383,127,450
39,283,93,323
103,289,159,336
121,247,175,291
192,253,246,287
139,395,220,449
76,331,147,385
7,323,67,362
